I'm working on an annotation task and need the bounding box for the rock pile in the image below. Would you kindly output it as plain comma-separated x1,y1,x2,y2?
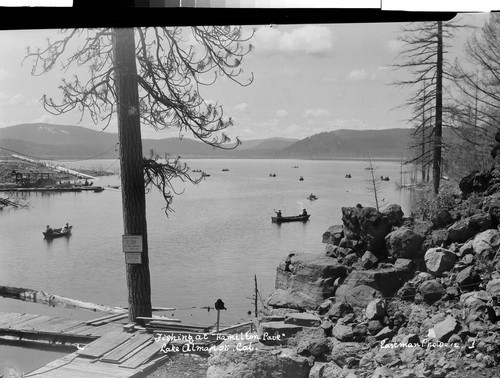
207,161,500,377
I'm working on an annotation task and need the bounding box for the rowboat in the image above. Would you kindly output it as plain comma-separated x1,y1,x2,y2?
43,226,72,238
271,214,310,223
307,194,318,201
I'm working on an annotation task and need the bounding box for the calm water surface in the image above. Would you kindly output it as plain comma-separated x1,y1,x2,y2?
1,159,411,328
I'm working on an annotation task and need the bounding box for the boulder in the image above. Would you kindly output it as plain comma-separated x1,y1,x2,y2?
447,218,480,243
412,221,434,237
374,348,398,366
418,280,444,303
295,328,330,358
483,194,500,226
431,209,453,228
326,301,354,320
382,204,404,227
424,247,457,276
338,268,411,297
330,342,366,367
341,206,392,255
472,229,500,258
458,240,474,257
455,266,481,291
460,291,490,309
394,258,414,273
431,229,449,246
361,251,378,269
342,253,358,267
207,340,310,378
332,323,353,342
335,284,382,308
486,278,500,298
284,313,321,328
397,282,417,301
269,253,348,310
365,298,386,320
367,320,384,335
407,305,428,334
469,212,493,231
399,346,425,365
308,362,344,378
459,170,492,195
374,326,395,341
385,227,424,259
433,316,459,342
325,245,350,258
322,225,344,245
259,321,303,343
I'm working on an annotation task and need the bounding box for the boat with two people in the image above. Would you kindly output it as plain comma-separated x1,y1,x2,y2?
272,209,311,224
43,223,72,239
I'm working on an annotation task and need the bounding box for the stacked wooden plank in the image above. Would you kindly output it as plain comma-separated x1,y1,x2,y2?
77,331,133,358
85,312,129,327
101,333,153,364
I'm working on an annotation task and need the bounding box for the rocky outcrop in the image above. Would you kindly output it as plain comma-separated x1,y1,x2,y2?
267,253,347,310
322,225,344,245
341,206,392,255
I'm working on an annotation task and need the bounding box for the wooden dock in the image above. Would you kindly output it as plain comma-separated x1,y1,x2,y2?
0,311,252,377
0,312,169,377
26,333,167,377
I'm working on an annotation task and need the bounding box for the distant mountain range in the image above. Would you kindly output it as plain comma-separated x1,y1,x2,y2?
0,123,411,160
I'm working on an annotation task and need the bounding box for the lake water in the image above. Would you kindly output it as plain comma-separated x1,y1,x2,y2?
0,159,412,329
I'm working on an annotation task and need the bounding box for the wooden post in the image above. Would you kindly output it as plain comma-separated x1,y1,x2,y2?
113,27,152,321
216,309,220,332
254,275,258,318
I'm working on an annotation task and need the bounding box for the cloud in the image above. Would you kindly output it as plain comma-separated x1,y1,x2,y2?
303,108,330,118
233,102,250,112
334,118,371,130
346,69,376,81
387,39,405,53
322,76,338,83
276,109,288,117
31,113,54,124
253,25,336,57
0,68,8,81
7,94,28,107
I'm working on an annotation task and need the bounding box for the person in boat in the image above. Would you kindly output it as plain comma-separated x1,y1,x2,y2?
63,223,70,232
46,225,53,234
302,209,308,216
275,210,282,218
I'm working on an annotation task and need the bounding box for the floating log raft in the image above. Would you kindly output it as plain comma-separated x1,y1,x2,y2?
0,197,25,208
0,285,126,314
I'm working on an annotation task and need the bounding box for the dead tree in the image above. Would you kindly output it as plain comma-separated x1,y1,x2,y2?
393,20,463,194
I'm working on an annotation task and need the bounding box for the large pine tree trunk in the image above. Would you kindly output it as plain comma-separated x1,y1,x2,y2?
433,21,443,195
113,28,152,321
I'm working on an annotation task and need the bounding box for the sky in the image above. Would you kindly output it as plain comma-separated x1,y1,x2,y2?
0,12,491,142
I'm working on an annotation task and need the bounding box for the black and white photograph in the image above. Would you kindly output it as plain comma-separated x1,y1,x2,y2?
1,3,500,377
